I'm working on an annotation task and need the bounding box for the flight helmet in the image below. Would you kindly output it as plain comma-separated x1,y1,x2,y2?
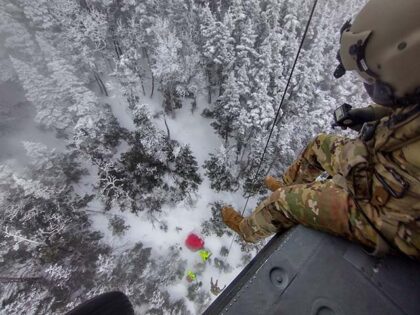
334,0,420,106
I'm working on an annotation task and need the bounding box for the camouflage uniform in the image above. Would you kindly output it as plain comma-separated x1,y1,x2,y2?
238,104,420,259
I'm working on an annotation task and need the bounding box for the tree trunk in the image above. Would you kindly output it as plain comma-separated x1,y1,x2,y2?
223,119,231,145
163,116,171,141
144,49,154,98
94,72,108,96
206,66,212,104
238,147,247,164
3,229,42,245
114,40,123,60
191,96,197,114
163,88,171,114
217,65,224,97
150,74,155,98
137,72,146,96
0,276,41,283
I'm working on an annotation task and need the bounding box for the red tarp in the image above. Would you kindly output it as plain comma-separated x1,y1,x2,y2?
185,233,205,251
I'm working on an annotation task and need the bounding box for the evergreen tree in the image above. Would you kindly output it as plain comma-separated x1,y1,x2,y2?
10,57,72,134
0,0,371,312
211,71,241,141
173,145,202,201
0,146,111,313
203,145,238,192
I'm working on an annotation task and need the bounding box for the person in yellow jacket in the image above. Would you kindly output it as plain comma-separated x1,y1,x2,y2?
222,0,420,259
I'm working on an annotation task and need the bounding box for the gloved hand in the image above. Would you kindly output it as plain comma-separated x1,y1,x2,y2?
346,107,376,129
334,106,376,132
264,176,283,192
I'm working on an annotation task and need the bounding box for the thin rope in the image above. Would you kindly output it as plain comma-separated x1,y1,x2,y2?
225,0,319,257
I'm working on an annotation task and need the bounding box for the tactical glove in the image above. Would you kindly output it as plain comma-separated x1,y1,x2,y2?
347,107,376,128
334,105,376,131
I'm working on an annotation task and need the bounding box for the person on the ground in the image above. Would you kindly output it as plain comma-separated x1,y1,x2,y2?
222,0,420,259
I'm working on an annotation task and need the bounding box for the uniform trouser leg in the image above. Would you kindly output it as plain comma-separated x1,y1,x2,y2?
281,133,348,185
238,133,420,258
239,133,376,247
239,180,377,248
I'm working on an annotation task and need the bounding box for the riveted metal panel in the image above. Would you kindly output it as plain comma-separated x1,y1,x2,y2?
204,226,420,315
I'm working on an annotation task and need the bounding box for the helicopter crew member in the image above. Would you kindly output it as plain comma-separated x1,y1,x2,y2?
222,0,420,259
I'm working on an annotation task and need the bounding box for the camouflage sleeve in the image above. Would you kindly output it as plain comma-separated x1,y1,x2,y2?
368,104,393,120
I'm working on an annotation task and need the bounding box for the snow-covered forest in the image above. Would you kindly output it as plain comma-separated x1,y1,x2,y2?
0,0,368,313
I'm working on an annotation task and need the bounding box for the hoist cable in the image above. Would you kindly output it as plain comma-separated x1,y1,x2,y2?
225,0,320,257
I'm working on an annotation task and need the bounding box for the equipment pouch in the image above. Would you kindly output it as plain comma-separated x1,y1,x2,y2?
351,164,372,200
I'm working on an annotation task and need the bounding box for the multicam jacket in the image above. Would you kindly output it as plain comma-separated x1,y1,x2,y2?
333,103,420,255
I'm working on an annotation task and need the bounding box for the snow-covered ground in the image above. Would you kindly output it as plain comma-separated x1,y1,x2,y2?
82,81,260,313
1,74,261,314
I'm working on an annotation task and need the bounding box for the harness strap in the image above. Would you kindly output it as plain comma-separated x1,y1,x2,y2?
387,104,420,129
333,174,396,256
369,235,390,257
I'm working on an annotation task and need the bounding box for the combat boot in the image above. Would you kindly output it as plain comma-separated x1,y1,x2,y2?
264,176,283,192
221,206,244,235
